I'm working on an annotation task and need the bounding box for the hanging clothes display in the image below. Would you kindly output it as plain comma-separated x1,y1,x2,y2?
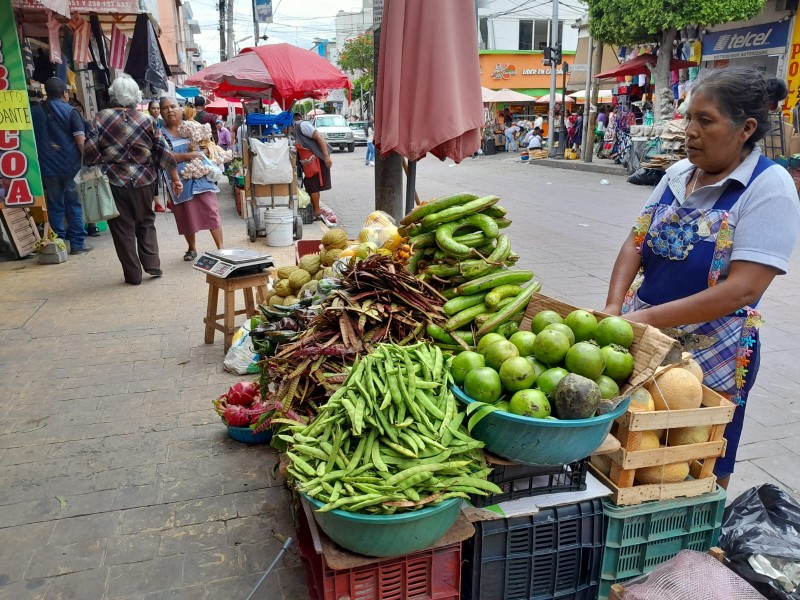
19,26,34,80
69,15,91,64
88,14,109,86
46,10,62,64
108,24,127,69
124,14,171,94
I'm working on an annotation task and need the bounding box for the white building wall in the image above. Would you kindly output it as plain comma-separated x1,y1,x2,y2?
479,0,585,52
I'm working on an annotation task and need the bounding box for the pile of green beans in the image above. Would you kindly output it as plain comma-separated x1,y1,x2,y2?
280,342,502,514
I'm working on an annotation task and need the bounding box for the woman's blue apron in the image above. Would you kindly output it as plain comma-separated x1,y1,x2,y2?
160,128,218,204
622,155,772,476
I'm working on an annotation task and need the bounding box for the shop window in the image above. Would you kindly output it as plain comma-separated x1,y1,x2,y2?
519,20,533,51
534,20,549,50
480,17,489,49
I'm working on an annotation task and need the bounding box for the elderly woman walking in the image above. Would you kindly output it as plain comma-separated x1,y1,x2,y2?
84,75,182,285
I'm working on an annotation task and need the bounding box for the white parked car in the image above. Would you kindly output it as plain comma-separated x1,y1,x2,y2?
313,114,355,153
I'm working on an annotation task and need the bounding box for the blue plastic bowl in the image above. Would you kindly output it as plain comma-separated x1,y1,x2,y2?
452,385,631,466
304,495,461,557
226,424,273,445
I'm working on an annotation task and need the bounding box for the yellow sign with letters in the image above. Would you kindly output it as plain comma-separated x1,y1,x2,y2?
0,90,32,130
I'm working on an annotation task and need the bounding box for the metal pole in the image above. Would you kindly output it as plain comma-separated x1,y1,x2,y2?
546,0,559,156
252,0,259,46
219,0,226,62
582,34,594,162
405,160,417,214
561,63,568,156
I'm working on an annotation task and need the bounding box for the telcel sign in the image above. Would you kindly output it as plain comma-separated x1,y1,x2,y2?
701,21,790,61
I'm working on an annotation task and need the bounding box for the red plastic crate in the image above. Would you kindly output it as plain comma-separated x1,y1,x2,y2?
295,239,322,265
297,499,461,600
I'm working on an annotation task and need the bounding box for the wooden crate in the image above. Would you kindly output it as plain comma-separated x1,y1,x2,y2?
591,385,735,506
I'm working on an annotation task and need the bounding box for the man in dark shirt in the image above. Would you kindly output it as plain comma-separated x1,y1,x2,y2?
193,96,219,143
31,78,91,254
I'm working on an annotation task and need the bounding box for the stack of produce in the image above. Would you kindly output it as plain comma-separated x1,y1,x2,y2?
212,382,269,427
263,229,350,309
280,342,501,513
454,308,636,422
254,255,447,431
400,193,539,347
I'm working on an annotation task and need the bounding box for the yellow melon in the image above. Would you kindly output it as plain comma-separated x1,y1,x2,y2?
635,461,690,484
646,368,703,411
629,388,655,412
639,430,661,450
666,426,712,446
680,352,704,383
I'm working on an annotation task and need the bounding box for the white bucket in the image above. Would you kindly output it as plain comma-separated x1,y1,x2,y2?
265,207,294,247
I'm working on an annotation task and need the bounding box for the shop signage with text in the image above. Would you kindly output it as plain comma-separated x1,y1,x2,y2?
480,52,573,90
0,0,43,207
701,21,790,61
786,16,800,112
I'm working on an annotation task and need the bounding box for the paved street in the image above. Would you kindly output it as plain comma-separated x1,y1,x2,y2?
0,147,798,598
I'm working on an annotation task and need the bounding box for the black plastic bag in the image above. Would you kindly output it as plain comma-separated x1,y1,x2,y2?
627,167,666,186
720,484,800,600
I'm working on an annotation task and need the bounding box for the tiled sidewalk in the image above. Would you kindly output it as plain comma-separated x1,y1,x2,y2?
0,183,314,599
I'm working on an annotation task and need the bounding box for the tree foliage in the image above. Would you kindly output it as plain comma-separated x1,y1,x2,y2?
586,0,766,46
351,74,374,102
338,32,374,74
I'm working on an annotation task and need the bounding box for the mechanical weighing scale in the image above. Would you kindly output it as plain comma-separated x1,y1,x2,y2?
192,248,274,278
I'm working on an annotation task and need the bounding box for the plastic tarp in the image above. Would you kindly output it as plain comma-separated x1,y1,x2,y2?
720,484,800,600
124,14,171,94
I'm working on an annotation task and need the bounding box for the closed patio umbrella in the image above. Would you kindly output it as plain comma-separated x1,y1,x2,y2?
375,0,483,213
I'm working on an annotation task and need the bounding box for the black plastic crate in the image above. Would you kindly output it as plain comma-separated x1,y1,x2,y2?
299,204,315,225
462,499,605,600
472,458,589,508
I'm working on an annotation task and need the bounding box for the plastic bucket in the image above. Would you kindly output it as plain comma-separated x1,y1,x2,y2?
264,207,294,247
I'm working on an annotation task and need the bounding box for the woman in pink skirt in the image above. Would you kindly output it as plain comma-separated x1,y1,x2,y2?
159,97,224,261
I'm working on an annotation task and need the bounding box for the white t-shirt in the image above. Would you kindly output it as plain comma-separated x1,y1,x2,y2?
534,116,544,129
527,135,542,149
638,148,800,276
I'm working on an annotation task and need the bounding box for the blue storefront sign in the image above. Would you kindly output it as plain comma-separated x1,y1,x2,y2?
702,21,791,61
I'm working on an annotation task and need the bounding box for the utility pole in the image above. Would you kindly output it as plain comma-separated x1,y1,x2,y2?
585,42,604,163
373,4,404,221
226,0,235,59
546,0,559,156
581,32,594,162
219,0,227,62
252,0,260,47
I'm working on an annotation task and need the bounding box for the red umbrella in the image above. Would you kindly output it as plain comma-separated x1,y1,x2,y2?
596,54,697,79
206,98,244,116
375,0,483,212
185,43,351,106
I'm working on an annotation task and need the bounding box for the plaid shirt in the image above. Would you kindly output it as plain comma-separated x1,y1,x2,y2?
84,108,177,189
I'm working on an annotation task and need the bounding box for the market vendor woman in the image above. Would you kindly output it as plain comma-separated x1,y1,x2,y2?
603,69,800,487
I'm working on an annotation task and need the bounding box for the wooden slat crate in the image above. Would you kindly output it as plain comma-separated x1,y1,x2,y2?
590,385,735,506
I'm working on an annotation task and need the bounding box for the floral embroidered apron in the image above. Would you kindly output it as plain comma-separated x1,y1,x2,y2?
622,155,772,475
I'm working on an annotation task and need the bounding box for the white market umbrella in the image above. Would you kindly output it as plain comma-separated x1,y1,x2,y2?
535,93,575,104
569,89,614,103
486,88,537,103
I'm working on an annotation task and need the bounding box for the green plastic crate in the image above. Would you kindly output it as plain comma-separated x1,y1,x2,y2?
598,486,726,600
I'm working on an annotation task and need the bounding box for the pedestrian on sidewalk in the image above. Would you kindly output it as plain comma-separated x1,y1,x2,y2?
160,97,224,262
603,69,800,489
83,74,183,285
216,120,231,151
293,113,332,221
504,123,520,152
148,100,166,213
365,121,375,166
30,77,92,255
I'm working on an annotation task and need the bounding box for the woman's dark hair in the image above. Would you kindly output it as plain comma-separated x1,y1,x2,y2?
691,68,788,149
148,99,159,110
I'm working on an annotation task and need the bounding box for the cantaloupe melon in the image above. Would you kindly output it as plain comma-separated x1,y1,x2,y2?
639,430,661,450
635,461,690,484
680,352,704,383
629,388,655,412
666,425,712,446
646,368,703,411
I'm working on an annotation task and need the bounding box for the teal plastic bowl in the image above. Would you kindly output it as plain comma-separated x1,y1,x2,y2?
226,425,272,445
304,495,461,557
452,385,631,466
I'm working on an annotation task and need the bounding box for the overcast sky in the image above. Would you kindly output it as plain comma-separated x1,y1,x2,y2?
187,0,365,64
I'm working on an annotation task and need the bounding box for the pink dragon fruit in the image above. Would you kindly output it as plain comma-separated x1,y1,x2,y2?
222,404,251,427
223,381,260,406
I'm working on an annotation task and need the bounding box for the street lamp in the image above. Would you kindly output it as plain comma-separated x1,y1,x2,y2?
235,36,252,53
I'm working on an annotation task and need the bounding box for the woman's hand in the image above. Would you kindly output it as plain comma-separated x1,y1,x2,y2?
172,179,183,196
324,155,332,168
602,303,622,316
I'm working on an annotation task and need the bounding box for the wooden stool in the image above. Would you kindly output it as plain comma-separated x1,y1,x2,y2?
204,272,270,351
